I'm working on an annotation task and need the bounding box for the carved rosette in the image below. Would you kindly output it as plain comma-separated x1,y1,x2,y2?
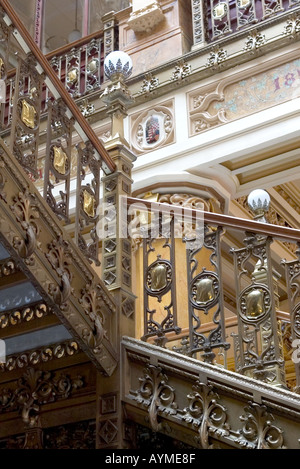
134,365,177,432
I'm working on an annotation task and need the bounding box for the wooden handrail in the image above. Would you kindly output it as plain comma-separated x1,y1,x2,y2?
0,0,116,175
125,196,300,243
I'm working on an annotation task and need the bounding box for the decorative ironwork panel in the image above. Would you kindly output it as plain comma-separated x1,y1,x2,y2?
262,0,284,18
49,37,104,98
142,211,180,345
10,54,44,177
186,225,229,363
75,141,101,265
191,0,208,46
84,39,102,94
210,0,232,40
231,233,286,386
43,99,73,223
65,47,81,99
282,245,300,392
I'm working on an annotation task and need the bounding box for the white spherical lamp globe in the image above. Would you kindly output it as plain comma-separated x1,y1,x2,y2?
247,189,270,213
104,51,133,82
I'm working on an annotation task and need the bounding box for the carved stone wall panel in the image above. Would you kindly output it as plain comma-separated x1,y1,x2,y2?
187,56,300,136
130,100,175,155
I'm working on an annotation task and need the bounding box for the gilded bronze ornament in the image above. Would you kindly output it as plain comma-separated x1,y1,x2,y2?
10,55,43,176
20,99,36,129
83,189,96,218
75,141,101,265
52,145,68,175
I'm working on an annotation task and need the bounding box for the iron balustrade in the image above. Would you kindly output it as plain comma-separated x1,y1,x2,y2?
0,0,116,267
126,196,300,393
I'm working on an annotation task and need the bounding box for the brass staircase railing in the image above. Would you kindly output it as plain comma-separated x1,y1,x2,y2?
125,196,300,392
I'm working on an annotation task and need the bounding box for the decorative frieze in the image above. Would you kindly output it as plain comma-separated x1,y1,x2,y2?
188,56,300,135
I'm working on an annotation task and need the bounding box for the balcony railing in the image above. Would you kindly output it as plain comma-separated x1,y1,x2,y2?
125,196,300,393
0,12,118,130
192,0,300,46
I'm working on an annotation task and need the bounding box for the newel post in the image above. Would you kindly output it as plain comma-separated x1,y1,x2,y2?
96,51,137,449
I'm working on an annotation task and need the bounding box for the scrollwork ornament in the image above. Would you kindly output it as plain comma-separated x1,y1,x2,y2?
238,402,285,449
134,365,177,432
46,236,73,306
284,14,300,37
11,190,40,259
183,381,229,449
292,305,300,338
